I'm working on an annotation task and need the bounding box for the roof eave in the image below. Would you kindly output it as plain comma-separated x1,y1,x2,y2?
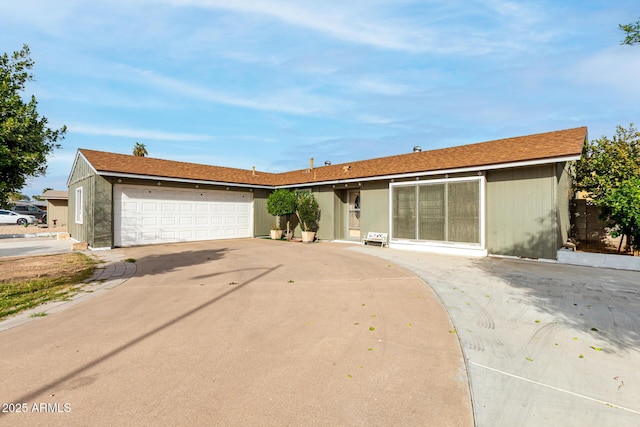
95,171,275,190
276,154,581,188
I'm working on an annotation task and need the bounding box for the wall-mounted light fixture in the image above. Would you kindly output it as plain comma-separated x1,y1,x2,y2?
157,182,162,186
117,178,122,183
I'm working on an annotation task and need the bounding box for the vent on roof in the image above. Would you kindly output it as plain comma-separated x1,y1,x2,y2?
413,146,422,152
324,161,331,166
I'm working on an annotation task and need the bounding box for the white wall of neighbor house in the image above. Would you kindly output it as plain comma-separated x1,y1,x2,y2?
46,199,68,228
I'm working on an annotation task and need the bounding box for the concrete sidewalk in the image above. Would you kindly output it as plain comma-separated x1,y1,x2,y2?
354,246,640,427
0,239,472,426
0,236,72,258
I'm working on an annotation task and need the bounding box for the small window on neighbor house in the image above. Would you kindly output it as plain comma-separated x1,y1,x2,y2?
75,187,83,224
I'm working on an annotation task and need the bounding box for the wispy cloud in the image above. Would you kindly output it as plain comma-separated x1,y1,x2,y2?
131,68,348,115
164,0,435,52
69,123,214,141
353,77,411,95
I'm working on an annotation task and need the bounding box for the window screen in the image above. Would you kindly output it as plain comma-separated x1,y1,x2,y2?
392,179,480,244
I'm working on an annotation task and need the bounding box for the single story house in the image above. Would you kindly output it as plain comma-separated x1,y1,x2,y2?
67,126,587,259
40,190,69,228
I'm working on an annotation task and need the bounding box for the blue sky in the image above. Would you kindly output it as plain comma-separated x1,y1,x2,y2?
1,0,639,198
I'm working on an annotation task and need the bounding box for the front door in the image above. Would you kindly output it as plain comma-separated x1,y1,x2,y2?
348,190,360,239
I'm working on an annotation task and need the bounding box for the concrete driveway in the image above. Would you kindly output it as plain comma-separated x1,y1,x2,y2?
0,239,471,426
357,247,640,427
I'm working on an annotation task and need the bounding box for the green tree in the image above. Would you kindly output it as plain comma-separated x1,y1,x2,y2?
573,124,640,252
0,45,66,208
601,178,640,253
620,18,640,45
133,142,148,157
266,188,297,237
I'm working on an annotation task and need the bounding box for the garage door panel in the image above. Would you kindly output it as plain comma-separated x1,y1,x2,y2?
142,231,158,241
114,185,253,247
123,202,138,211
142,217,157,226
179,217,193,225
162,217,176,226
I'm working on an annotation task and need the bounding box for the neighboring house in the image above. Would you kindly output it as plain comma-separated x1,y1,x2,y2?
67,126,587,259
40,190,69,228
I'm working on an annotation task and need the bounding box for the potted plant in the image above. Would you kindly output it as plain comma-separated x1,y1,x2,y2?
270,224,283,240
295,191,319,243
266,189,297,240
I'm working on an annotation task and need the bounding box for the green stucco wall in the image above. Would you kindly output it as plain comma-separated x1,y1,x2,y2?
486,164,558,259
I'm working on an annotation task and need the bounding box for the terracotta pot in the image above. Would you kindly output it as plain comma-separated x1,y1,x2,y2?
301,231,316,243
270,229,283,240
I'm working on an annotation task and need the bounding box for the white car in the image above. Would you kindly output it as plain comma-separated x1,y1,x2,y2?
0,209,37,225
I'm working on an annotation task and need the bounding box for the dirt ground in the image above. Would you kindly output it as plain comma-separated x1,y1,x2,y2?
0,224,67,235
0,253,89,283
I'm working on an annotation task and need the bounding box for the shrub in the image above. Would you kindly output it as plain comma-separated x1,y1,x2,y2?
295,191,319,232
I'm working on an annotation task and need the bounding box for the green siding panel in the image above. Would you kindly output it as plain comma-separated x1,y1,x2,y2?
360,181,389,236
253,189,272,237
486,165,558,259
92,175,113,248
556,162,572,248
334,190,347,240
316,186,336,240
68,155,95,245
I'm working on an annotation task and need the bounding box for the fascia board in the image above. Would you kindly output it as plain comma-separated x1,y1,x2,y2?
99,171,274,190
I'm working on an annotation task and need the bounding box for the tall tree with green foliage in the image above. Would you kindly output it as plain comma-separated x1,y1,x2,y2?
573,124,640,252
0,44,66,208
133,142,148,157
620,18,640,45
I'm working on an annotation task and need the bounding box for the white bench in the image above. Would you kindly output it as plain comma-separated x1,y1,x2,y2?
362,232,388,248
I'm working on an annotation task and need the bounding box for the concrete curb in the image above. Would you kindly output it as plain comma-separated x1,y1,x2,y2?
558,248,640,271
0,251,136,332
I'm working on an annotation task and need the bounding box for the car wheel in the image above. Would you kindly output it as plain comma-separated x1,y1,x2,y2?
17,218,27,225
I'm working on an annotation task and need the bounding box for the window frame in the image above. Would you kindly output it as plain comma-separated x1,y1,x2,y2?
75,187,83,224
389,176,485,249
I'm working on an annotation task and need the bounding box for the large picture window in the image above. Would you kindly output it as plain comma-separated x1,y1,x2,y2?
392,178,482,245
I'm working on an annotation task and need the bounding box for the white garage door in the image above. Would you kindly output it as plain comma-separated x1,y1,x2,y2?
114,184,253,247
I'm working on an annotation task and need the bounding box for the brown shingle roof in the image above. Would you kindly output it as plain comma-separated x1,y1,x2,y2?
78,126,587,187
79,150,280,186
